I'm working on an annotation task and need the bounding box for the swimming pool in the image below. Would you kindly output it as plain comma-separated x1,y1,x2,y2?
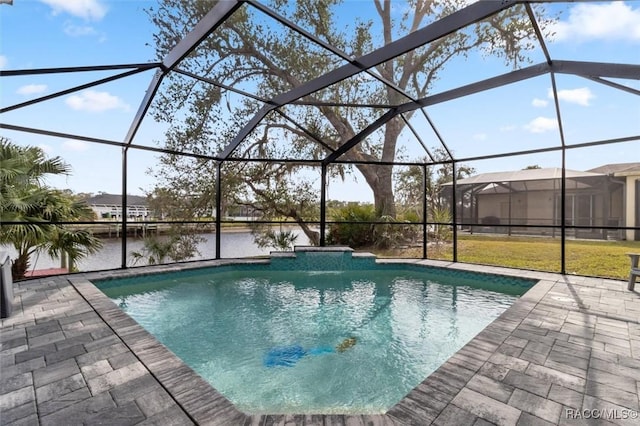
96,259,534,415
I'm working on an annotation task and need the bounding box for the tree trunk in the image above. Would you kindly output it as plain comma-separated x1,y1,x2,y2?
60,251,68,269
372,165,396,218
11,253,29,281
355,164,396,218
351,115,401,219
289,209,320,246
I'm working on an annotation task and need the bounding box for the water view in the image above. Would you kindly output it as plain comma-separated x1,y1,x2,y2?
2,229,311,274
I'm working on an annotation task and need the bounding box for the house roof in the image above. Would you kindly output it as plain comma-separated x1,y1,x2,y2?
451,167,604,186
446,167,611,194
83,193,148,207
587,162,640,176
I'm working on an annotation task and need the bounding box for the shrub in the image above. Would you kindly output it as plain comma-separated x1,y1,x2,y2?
254,229,298,251
327,204,420,249
326,203,377,248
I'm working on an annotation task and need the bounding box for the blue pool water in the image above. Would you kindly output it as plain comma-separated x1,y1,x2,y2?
97,266,533,414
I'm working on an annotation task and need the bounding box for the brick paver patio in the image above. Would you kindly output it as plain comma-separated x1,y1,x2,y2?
2,260,639,425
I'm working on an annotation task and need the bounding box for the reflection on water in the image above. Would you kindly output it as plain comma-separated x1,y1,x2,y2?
102,269,520,414
2,230,310,273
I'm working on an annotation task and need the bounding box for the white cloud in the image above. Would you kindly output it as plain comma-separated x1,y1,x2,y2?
524,117,558,133
38,144,54,154
39,0,107,21
473,133,487,141
552,2,640,42
62,140,89,151
17,84,48,96
65,90,130,112
499,125,517,132
532,98,548,108
547,87,595,106
63,22,97,37
0,55,7,69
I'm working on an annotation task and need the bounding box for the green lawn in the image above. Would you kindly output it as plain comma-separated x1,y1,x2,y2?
379,235,640,280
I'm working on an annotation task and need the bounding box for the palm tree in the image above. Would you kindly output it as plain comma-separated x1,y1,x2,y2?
42,192,102,271
46,227,102,272
129,229,201,266
0,138,102,279
130,236,175,265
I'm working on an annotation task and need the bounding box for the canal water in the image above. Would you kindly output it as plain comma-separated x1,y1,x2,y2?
3,229,311,274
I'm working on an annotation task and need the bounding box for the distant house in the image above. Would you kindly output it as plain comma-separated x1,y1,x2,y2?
450,163,640,241
83,193,152,220
224,204,262,221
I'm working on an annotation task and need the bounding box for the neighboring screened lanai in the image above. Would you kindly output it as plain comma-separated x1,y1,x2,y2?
448,167,629,240
1,0,639,279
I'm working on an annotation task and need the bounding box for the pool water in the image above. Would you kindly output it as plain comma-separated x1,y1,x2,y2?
98,267,531,414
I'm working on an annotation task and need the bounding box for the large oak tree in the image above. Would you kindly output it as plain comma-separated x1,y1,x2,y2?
146,0,552,244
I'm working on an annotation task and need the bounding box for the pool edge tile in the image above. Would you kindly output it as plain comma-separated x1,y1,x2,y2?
52,258,638,425
68,272,249,425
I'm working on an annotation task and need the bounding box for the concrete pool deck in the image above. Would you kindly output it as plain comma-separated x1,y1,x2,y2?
1,259,640,425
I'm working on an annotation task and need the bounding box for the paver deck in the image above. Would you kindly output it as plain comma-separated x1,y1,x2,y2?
2,259,639,425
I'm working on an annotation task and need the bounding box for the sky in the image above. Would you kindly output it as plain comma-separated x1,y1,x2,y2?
0,0,639,202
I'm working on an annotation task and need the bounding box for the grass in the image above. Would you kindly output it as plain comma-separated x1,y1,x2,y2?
376,234,640,280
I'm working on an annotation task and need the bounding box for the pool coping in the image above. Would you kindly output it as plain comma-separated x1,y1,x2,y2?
70,259,570,424
4,258,639,425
